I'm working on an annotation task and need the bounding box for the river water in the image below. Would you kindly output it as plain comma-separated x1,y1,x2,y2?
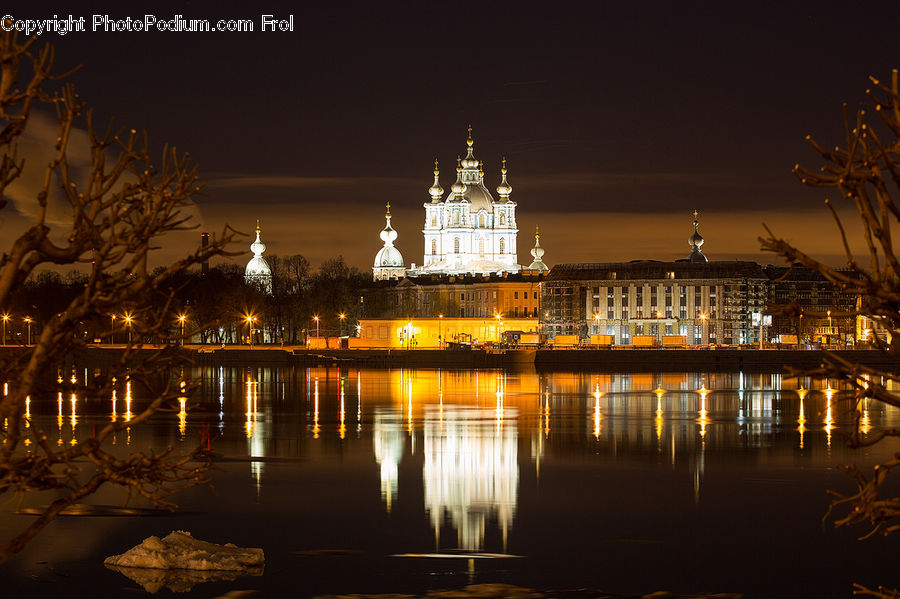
2,366,900,597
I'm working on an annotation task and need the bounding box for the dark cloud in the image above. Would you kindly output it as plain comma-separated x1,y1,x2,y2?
5,1,900,273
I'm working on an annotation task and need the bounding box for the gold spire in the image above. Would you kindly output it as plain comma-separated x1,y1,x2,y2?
478,160,484,177
501,156,508,174
466,124,473,147
385,201,391,218
456,156,462,171
256,218,261,234
535,224,540,239
693,209,699,220
433,158,439,175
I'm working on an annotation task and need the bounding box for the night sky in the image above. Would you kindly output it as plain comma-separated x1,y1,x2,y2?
6,1,900,270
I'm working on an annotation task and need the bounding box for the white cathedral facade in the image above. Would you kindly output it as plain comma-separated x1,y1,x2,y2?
374,128,545,281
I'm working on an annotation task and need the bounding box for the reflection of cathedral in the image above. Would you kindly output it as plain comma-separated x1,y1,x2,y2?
422,405,518,551
373,409,404,511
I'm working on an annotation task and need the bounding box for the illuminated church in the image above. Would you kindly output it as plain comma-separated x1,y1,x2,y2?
245,220,273,294
374,128,545,281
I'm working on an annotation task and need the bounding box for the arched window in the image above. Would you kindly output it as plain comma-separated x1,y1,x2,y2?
452,211,459,226
454,237,460,254
478,238,485,257
499,212,506,226
479,213,486,228
499,238,505,254
431,214,437,227
431,239,437,255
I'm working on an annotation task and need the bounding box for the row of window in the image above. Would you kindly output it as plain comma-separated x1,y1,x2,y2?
430,211,511,228
430,237,509,255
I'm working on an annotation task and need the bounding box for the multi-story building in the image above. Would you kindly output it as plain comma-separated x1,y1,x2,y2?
543,260,769,346
364,270,545,321
766,264,856,346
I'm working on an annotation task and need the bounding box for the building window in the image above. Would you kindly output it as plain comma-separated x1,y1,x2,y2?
431,214,437,227
431,239,437,255
499,212,506,225
479,238,485,256
479,213,486,228
499,238,505,254
514,291,519,299
454,237,460,254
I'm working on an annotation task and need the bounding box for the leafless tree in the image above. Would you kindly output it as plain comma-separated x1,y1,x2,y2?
761,69,900,597
0,31,237,561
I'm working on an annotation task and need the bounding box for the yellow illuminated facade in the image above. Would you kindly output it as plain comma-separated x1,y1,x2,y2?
358,317,539,347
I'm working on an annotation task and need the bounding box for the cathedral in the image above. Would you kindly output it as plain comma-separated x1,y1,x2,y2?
374,127,547,281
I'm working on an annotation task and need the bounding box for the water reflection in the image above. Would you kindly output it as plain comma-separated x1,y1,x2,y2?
373,409,403,512
9,366,900,599
16,368,900,546
423,405,518,552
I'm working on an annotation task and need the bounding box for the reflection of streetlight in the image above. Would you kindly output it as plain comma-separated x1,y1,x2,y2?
2,314,9,345
438,313,444,348
24,316,32,345
313,315,320,338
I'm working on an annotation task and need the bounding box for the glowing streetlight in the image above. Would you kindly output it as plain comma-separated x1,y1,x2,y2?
313,315,320,338
123,313,133,344
245,314,255,346
593,312,600,334
699,312,708,346
496,313,503,343
2,314,8,345
23,316,31,345
177,314,187,346
438,313,444,347
339,312,346,336
110,313,116,344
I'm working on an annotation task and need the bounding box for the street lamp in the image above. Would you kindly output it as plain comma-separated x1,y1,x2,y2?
339,312,346,336
593,313,600,335
313,315,320,338
178,314,187,346
699,312,707,346
495,313,502,344
438,313,444,348
23,316,31,345
245,315,254,346
2,314,8,345
110,314,116,344
124,313,133,344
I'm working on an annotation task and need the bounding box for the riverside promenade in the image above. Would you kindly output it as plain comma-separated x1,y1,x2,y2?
33,344,900,372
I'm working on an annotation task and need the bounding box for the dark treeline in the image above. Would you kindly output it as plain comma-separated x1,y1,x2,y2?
5,255,370,345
